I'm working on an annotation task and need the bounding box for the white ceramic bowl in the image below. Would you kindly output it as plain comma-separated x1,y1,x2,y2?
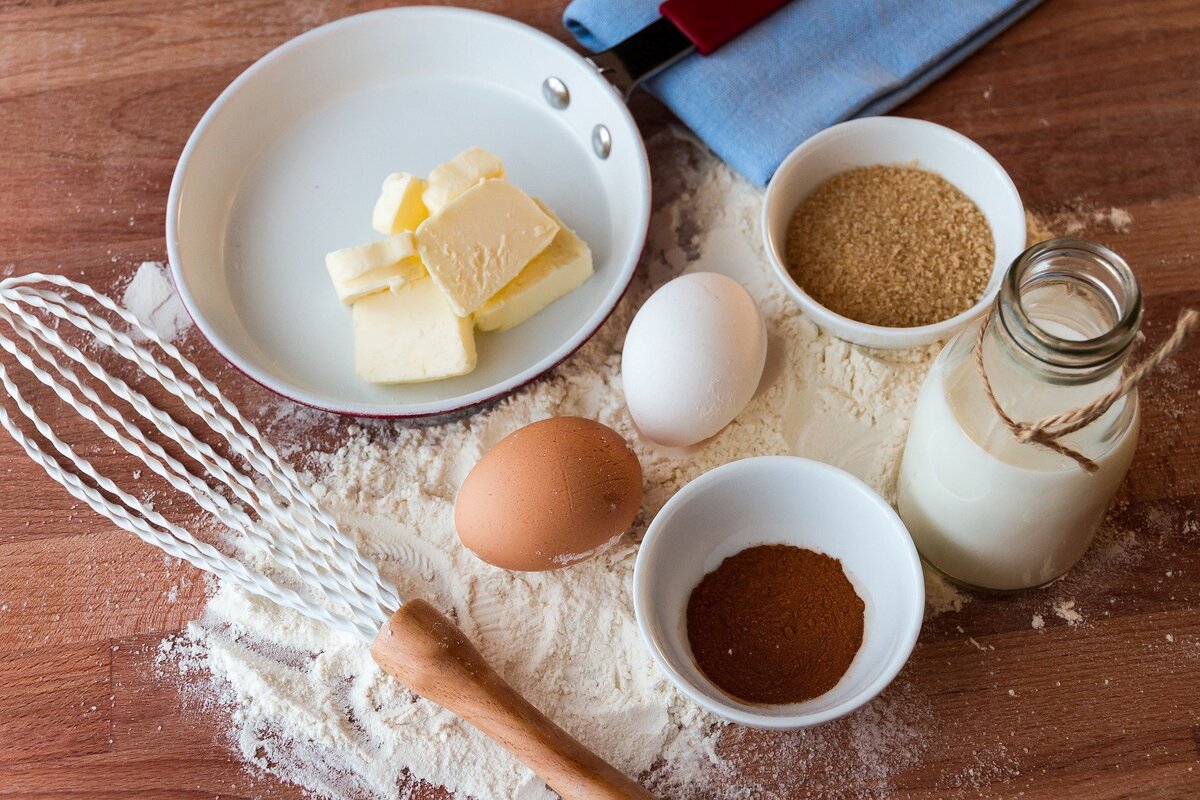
633,456,923,729
761,117,1025,349
166,8,650,418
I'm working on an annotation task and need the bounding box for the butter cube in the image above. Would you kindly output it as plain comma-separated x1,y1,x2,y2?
325,232,425,304
476,203,593,332
372,173,429,235
352,278,476,383
422,146,506,215
416,179,559,317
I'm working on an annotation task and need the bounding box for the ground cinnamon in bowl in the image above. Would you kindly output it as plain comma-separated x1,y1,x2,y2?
685,543,865,705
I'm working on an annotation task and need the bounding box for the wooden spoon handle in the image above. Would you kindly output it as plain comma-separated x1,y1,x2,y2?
371,600,657,800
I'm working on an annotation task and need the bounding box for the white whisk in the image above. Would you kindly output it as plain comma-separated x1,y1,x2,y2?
0,273,652,800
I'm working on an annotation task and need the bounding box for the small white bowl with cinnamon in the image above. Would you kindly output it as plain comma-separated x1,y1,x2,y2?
761,117,1026,349
633,456,924,729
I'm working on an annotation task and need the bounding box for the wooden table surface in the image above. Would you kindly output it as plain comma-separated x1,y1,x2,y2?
1,1,1198,798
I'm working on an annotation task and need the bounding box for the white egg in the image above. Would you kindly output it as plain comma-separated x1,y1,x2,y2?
621,272,768,447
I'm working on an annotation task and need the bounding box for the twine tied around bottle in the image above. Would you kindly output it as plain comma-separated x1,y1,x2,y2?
975,308,1199,473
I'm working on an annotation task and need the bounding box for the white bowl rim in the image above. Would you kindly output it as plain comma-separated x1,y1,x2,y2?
760,116,1025,349
164,6,650,419
633,455,925,729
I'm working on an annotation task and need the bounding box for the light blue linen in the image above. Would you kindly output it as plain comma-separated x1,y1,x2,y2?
564,0,1043,185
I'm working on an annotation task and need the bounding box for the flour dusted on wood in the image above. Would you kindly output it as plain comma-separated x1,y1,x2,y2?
159,132,936,799
122,261,191,342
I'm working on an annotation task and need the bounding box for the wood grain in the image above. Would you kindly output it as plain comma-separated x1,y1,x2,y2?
0,0,1198,798
0,641,112,763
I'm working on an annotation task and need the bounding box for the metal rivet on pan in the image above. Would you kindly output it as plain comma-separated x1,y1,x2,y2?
542,77,570,109
592,124,612,160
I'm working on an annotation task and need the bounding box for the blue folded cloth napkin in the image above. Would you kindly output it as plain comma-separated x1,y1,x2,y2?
564,0,1042,185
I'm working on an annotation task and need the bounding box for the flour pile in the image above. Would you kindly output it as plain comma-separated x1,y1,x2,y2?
121,261,190,343
159,133,938,798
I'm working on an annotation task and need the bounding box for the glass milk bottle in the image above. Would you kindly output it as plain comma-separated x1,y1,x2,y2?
897,239,1142,591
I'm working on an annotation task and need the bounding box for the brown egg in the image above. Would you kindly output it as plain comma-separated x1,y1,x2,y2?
455,417,643,571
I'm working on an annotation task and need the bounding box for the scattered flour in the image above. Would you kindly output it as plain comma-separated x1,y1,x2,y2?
122,261,191,342
923,566,972,618
1053,599,1084,626
1031,613,1045,630
158,132,941,799
1093,207,1133,233
1045,203,1134,237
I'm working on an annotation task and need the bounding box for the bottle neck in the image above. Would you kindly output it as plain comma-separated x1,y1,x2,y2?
993,238,1142,386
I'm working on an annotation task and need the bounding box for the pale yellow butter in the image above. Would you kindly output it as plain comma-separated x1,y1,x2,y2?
325,232,425,304
421,146,506,215
372,173,429,235
352,278,476,383
416,179,559,317
476,203,593,332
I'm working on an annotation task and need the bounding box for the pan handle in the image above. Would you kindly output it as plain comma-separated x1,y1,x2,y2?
585,0,791,97
660,0,791,56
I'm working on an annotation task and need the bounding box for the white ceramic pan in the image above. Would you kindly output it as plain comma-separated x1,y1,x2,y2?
167,3,785,419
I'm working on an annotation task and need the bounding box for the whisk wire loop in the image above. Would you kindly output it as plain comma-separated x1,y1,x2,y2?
0,301,387,627
0,274,401,642
7,278,399,615
0,357,371,639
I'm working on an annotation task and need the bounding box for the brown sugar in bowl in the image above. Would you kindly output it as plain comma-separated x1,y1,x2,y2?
761,117,1025,349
